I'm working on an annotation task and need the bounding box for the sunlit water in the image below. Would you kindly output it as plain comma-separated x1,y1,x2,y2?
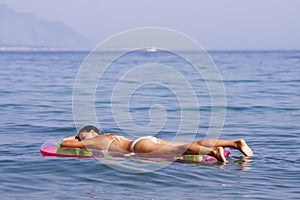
0,50,299,199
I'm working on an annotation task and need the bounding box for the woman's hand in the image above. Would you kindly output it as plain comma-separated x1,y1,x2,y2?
63,136,77,141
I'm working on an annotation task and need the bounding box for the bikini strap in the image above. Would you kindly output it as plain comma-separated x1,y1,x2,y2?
105,135,125,151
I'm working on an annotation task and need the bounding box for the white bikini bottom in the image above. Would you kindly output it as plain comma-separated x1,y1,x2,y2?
130,136,158,152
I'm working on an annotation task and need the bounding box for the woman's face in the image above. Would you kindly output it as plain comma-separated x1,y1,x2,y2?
79,130,98,140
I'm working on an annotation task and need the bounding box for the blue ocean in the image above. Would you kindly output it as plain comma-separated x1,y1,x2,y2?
0,50,299,199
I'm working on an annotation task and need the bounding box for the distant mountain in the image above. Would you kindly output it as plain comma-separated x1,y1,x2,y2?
0,4,92,50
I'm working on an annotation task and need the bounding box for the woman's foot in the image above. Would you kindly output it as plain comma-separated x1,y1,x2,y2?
210,147,227,163
235,139,254,157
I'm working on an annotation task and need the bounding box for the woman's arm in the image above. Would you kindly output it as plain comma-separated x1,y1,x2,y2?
62,136,79,142
60,138,96,149
61,140,85,149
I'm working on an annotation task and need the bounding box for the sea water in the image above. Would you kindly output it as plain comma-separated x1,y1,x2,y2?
0,50,299,199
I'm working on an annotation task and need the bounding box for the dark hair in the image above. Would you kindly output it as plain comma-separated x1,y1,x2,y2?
75,125,104,140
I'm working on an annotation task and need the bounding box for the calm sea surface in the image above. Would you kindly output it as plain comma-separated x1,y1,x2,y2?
0,50,299,199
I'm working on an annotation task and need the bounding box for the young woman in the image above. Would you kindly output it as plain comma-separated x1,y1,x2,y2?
61,125,254,162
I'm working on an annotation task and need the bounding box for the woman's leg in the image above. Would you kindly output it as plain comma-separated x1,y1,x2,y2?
133,139,227,162
158,138,253,157
181,143,226,162
195,138,254,157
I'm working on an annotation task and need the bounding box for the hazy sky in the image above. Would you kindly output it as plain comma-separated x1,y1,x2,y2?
0,0,299,50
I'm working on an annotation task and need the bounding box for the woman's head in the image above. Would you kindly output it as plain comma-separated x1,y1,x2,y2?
76,125,104,141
